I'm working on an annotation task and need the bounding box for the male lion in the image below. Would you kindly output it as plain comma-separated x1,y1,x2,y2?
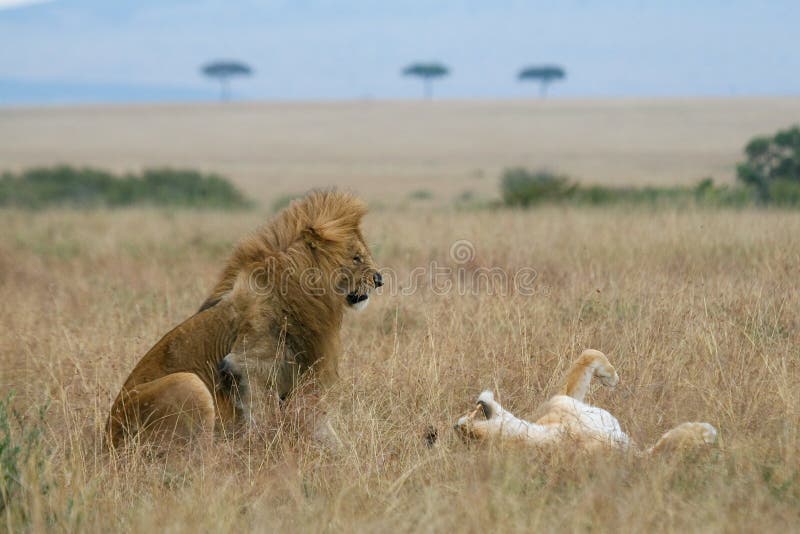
106,190,382,449
454,350,718,455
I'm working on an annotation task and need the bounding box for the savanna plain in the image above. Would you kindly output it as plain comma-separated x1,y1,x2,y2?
1,99,799,532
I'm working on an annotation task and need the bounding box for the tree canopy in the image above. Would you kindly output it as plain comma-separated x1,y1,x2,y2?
402,62,450,99
201,61,253,79
518,65,566,97
737,125,800,202
402,63,449,79
200,60,253,101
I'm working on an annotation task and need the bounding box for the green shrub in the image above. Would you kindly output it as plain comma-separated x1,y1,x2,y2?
767,179,800,206
0,166,253,209
500,168,576,207
693,178,753,208
571,184,691,206
737,125,800,203
498,168,758,209
408,189,434,200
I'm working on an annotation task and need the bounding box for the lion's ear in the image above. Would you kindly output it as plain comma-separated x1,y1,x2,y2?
303,226,322,249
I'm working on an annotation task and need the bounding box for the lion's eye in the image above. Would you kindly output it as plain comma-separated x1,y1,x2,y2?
353,255,363,264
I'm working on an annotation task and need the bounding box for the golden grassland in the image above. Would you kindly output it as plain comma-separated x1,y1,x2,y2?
2,205,800,532
2,98,800,204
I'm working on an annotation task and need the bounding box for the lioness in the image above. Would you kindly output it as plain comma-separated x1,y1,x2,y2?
454,350,718,455
107,190,382,448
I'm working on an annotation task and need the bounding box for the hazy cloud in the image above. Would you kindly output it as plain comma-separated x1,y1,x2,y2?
0,0,53,11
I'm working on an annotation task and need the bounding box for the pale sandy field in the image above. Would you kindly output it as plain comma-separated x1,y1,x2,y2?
2,98,800,204
1,100,800,532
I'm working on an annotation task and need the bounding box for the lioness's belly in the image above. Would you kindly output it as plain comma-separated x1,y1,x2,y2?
547,395,630,448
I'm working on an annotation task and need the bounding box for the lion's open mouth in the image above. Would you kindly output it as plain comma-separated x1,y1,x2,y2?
346,292,369,310
346,292,368,305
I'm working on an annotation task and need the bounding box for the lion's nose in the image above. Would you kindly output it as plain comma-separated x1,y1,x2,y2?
373,272,383,288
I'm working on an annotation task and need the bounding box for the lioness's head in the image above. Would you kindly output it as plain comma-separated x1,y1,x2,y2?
453,390,501,442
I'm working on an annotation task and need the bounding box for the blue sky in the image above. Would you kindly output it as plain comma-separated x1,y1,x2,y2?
1,0,799,104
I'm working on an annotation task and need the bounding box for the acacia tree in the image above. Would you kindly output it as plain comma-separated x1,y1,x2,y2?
402,62,450,100
201,60,253,101
518,65,566,98
737,125,800,203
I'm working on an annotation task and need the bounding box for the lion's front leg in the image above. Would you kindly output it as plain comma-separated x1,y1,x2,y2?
217,354,252,424
278,382,343,450
218,351,280,425
280,351,347,449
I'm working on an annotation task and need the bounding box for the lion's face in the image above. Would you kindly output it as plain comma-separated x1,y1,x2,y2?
337,234,382,311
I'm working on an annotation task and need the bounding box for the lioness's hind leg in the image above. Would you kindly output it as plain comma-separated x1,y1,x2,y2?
648,422,718,455
108,372,215,450
558,349,619,402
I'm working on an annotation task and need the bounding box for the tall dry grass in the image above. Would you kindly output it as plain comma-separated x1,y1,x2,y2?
2,206,799,532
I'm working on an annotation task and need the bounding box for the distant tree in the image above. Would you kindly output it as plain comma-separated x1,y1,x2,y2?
201,60,253,101
402,62,450,100
737,125,800,203
518,65,566,98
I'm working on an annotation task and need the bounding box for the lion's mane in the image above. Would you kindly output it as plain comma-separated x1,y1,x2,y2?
201,189,368,311
203,190,373,398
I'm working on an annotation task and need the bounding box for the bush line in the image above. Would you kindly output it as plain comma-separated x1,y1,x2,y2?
0,166,253,209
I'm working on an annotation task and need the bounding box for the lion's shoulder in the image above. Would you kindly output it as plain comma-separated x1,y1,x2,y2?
122,298,242,391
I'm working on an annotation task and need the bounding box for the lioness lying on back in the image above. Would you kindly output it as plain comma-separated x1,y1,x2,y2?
454,350,718,455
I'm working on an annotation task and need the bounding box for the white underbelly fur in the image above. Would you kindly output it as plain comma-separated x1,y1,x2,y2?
550,395,630,447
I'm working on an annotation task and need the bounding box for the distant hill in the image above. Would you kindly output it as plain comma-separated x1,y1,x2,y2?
0,78,211,106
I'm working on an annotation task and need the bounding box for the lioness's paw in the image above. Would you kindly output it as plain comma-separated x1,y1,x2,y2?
580,349,619,387
650,421,719,455
679,422,718,445
596,365,619,388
